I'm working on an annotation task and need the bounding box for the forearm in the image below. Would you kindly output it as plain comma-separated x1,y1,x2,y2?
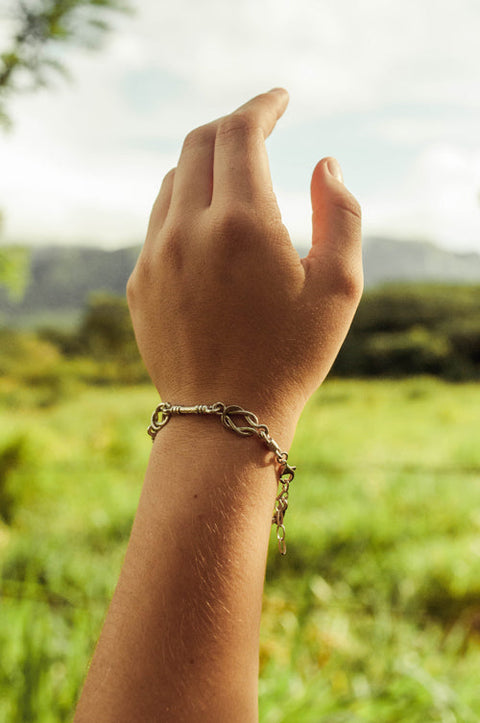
74,413,297,722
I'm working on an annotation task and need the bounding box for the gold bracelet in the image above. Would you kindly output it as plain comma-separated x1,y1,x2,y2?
148,402,295,555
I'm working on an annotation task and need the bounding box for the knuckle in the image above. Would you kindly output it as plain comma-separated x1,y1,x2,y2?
182,124,214,152
161,167,176,188
336,193,362,224
217,112,258,143
126,266,139,306
126,273,135,303
335,263,364,303
160,224,186,270
215,204,255,242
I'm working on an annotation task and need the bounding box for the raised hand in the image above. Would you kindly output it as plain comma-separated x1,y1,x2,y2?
127,88,362,441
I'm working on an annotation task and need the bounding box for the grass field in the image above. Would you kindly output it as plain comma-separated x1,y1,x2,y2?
1,378,480,721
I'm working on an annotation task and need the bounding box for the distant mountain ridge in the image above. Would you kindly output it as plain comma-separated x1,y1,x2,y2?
1,238,480,327
362,237,480,287
0,245,140,327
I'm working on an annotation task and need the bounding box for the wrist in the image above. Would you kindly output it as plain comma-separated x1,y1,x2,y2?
148,413,281,527
152,390,301,451
149,398,299,456
147,400,299,555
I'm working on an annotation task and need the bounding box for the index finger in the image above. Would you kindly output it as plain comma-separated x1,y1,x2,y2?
212,88,289,205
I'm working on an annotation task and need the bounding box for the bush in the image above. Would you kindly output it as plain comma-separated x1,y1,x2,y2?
77,294,137,360
0,330,61,379
362,327,452,377
334,284,480,380
0,437,27,524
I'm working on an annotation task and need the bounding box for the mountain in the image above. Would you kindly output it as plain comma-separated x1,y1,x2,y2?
1,238,480,328
362,237,480,287
0,245,140,327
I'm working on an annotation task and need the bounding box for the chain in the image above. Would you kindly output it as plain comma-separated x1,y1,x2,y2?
148,402,295,555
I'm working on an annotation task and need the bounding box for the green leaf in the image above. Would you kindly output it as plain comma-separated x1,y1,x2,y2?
0,247,30,301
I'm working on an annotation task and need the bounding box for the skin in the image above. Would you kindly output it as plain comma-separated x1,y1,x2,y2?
73,88,362,722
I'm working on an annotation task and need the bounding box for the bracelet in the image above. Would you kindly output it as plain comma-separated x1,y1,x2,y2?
147,402,296,555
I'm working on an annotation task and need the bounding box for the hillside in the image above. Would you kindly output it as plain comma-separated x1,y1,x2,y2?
363,237,480,287
1,238,480,327
0,245,140,327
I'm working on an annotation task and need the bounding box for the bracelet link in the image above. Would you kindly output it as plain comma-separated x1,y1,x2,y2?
147,402,295,555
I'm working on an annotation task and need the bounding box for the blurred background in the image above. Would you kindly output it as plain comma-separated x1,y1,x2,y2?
1,1,480,721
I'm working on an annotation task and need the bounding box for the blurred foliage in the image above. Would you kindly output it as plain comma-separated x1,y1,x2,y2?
334,283,480,380
1,281,480,718
0,0,132,126
0,293,147,407
76,293,138,359
1,380,480,720
47,292,148,384
0,436,27,524
0,246,30,300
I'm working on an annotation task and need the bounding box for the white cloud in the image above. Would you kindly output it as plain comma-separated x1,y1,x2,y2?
0,104,177,245
365,145,480,250
1,0,480,249
116,0,480,115
276,189,312,250
376,115,480,148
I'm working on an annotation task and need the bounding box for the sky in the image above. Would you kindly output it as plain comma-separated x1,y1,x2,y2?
1,0,480,252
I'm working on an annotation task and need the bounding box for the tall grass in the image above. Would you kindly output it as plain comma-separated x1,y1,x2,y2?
1,380,480,721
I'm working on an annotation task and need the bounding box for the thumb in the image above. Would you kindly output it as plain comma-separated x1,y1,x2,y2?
311,157,362,251
307,156,363,292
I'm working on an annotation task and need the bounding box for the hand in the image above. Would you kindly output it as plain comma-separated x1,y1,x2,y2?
127,89,362,439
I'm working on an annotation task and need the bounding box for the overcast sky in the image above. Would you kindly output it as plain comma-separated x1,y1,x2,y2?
1,0,480,252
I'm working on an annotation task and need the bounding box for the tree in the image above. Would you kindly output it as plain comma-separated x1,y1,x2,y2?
0,0,132,127
0,209,29,300
78,293,137,359
0,246,29,301
0,0,132,295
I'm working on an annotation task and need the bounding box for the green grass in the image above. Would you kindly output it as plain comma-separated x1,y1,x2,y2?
1,379,480,721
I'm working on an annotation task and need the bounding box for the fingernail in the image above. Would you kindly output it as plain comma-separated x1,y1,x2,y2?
326,158,344,183
269,87,288,95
